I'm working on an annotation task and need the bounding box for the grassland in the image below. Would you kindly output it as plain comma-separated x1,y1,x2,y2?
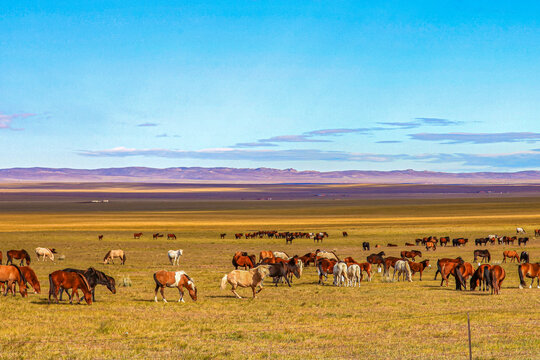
0,188,538,359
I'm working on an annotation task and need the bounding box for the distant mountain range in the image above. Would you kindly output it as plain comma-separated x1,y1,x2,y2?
0,167,539,184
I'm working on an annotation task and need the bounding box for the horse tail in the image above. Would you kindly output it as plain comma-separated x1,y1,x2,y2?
434,260,442,280
48,273,55,298
6,252,12,265
405,261,412,281
518,264,526,289
220,274,228,290
331,251,340,262
455,266,465,290
484,266,492,292
122,253,126,264
24,250,31,265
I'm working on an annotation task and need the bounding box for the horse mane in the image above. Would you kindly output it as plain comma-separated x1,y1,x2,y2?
23,250,31,260
10,264,27,284
103,250,112,261
76,273,92,292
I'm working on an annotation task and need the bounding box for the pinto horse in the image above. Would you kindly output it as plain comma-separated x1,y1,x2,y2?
408,260,430,281
362,242,370,251
470,264,491,291
6,250,31,266
153,270,197,303
484,265,506,295
473,249,491,263
317,258,337,285
520,252,529,263
0,265,27,297
220,266,270,299
59,267,116,302
232,252,256,270
502,250,520,263
103,249,126,265
425,241,436,251
401,250,422,261
48,270,92,304
518,263,540,289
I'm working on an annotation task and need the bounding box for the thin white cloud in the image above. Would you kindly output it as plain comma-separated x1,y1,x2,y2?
410,132,540,144
0,112,36,131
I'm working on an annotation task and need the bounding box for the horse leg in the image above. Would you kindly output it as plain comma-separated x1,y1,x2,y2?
231,284,242,299
177,286,185,303
160,287,167,302
154,284,160,302
285,275,291,287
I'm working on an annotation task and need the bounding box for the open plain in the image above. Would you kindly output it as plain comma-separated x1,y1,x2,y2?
0,183,539,359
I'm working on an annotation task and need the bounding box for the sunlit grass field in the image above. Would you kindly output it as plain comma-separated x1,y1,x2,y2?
0,195,538,359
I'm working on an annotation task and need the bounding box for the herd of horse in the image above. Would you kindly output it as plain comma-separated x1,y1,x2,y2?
1,228,538,303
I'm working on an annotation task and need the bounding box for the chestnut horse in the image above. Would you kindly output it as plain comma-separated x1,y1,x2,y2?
232,252,256,270
259,251,274,262
220,266,271,298
6,250,31,266
133,232,143,239
408,260,430,281
401,250,422,261
48,270,92,304
0,265,27,297
518,263,540,289
299,252,316,266
343,257,372,281
3,266,41,295
439,262,466,290
317,258,338,285
383,257,402,277
425,241,436,251
502,250,519,263
434,257,463,280
470,264,491,291
153,270,197,302
484,265,505,295
366,251,385,273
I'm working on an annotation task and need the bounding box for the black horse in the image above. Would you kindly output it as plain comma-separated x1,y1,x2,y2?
266,259,301,287
362,242,370,251
59,267,116,301
520,251,530,263
518,237,529,246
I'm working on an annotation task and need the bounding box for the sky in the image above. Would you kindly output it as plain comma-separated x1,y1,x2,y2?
1,1,540,172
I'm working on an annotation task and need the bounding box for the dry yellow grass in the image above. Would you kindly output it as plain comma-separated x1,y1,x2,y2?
0,196,538,359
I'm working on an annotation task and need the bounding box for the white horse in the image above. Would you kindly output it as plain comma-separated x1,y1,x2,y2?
393,260,412,282
35,247,56,262
516,227,526,234
333,262,348,286
347,264,361,287
272,251,289,260
167,249,183,265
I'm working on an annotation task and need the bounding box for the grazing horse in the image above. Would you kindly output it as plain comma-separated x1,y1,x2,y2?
220,266,271,299
6,250,31,266
299,252,316,266
342,231,348,237
273,251,290,260
470,264,491,291
383,257,402,277
362,242,370,251
401,250,422,261
425,241,436,251
35,247,56,262
153,270,197,303
232,252,256,270
473,249,491,263
0,265,27,297
434,257,463,280
366,251,385,273
343,257,371,281
502,250,520,263
484,265,506,295
439,237,449,246
98,235,103,241
520,251,529,263
103,249,126,265
408,260,430,281
153,233,164,240
1,266,40,295
439,262,466,290
167,233,177,240
267,258,302,287
48,270,92,304
516,227,526,234
133,232,143,239
387,243,398,247
392,260,412,282
518,263,540,289
405,243,415,246
333,262,349,287
317,258,337,285
220,233,226,239
59,268,116,302
167,249,183,265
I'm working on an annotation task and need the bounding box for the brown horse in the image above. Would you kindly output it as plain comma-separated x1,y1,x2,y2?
167,233,176,240
6,250,31,266
439,262,466,290
316,258,338,285
408,260,430,281
485,265,506,295
518,263,540,289
299,252,316,266
232,252,256,269
48,270,92,304
2,266,41,295
343,257,372,281
401,250,422,261
425,241,436,251
153,270,197,302
133,232,143,239
0,265,27,297
458,262,475,289
383,257,402,276
366,251,385,273
259,250,274,262
387,243,398,247
502,250,519,263
470,264,491,291
405,243,415,246
220,266,270,298
434,257,463,280
98,235,104,241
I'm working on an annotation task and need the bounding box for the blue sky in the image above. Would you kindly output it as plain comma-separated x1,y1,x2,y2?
1,1,540,172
